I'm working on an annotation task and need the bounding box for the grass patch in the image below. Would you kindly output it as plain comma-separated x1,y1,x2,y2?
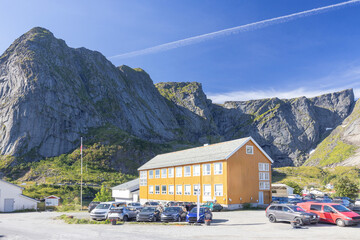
57,214,113,224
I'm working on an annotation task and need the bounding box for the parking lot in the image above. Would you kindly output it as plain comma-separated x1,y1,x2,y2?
0,210,359,240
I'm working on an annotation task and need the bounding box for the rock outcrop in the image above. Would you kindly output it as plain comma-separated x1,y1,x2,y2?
0,27,356,168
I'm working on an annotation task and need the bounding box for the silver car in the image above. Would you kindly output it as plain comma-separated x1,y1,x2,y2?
266,204,319,225
108,207,138,224
127,202,143,211
90,202,115,220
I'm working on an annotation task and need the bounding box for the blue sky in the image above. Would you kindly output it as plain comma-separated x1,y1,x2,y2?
1,0,360,102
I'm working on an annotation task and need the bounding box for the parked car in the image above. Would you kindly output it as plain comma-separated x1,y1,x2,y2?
90,201,115,220
298,202,360,227
127,202,143,211
186,207,212,223
165,201,178,207
332,198,352,209
202,201,223,212
271,197,288,204
265,204,319,225
108,207,138,224
161,207,187,222
355,199,360,207
288,194,301,199
136,207,161,222
288,198,303,205
144,201,160,207
88,201,100,213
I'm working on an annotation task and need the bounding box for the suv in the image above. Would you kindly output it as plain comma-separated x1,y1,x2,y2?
88,201,100,213
108,207,138,224
266,204,319,225
90,201,115,220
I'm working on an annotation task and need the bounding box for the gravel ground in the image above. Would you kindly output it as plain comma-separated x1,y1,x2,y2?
0,210,359,240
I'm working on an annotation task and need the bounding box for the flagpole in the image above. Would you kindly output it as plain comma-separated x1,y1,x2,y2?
80,137,83,211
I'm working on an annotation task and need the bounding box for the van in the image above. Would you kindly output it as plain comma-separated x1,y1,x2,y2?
298,202,360,227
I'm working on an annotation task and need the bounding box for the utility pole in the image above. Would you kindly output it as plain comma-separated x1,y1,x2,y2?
80,137,83,211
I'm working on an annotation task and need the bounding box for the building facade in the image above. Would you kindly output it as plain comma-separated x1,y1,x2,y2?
0,179,38,212
138,137,272,209
111,178,140,203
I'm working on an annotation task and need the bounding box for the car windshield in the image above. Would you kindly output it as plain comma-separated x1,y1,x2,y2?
190,208,205,214
332,205,351,212
95,204,110,209
142,207,156,212
164,207,180,213
149,202,159,206
289,206,305,212
130,203,141,206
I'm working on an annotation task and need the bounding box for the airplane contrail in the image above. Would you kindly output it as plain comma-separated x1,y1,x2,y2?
109,0,360,59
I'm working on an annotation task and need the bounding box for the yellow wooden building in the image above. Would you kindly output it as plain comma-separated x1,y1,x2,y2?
138,137,273,209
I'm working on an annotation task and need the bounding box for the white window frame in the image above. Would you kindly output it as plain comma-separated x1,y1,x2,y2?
161,185,167,194
259,181,270,190
203,184,211,196
214,184,223,196
149,185,154,194
140,171,147,186
168,168,174,178
259,163,270,172
246,145,254,155
193,165,200,176
202,164,211,175
161,168,167,178
214,162,223,175
176,185,182,195
155,185,160,194
155,169,160,178
184,185,191,195
169,185,174,195
264,163,270,171
184,166,191,177
148,170,154,179
176,167,182,177
259,172,270,180
193,184,200,195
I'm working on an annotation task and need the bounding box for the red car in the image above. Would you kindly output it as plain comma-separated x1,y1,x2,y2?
298,202,360,227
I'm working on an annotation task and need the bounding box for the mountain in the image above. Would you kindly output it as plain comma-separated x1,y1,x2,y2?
304,99,360,167
0,27,356,174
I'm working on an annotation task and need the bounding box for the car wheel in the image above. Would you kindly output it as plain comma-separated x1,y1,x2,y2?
294,217,303,226
268,215,277,223
152,216,156,222
177,216,181,222
336,219,346,227
111,220,116,225
123,215,129,222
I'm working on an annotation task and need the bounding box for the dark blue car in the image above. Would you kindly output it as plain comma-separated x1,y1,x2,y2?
186,207,212,223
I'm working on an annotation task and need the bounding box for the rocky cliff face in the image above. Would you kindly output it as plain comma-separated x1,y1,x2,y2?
0,27,356,168
304,99,360,167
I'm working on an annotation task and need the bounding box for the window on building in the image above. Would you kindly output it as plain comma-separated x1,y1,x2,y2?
259,181,270,190
176,185,182,195
140,171,147,186
162,185,167,194
169,185,174,195
148,170,153,179
184,185,191,195
168,168,174,178
259,163,270,171
203,164,211,175
155,169,160,178
176,167,182,177
155,185,160,194
161,169,167,178
246,145,254,154
184,166,191,177
214,184,223,196
149,185,154,194
193,165,200,176
214,162,223,175
193,184,200,195
203,184,211,196
264,163,270,171
259,172,270,180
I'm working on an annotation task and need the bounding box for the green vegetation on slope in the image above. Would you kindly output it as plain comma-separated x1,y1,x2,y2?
155,82,201,103
273,166,360,190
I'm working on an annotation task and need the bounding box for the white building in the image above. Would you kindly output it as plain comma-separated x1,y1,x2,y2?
111,178,139,203
0,179,39,212
271,184,294,197
44,195,60,206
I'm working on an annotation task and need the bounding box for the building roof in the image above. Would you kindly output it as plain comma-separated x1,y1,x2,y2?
20,194,39,203
0,179,24,190
111,178,139,192
138,137,273,171
45,195,61,199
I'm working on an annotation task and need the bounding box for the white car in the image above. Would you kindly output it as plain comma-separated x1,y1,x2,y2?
90,201,115,220
355,199,360,207
288,194,301,199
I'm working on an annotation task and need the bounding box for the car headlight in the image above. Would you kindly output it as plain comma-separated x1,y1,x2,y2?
161,214,166,217
345,217,352,220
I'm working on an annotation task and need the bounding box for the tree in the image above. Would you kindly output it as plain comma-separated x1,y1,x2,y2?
93,185,112,202
284,181,302,195
334,176,359,199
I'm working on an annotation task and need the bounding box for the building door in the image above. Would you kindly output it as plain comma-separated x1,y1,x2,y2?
258,191,264,204
4,198,14,212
